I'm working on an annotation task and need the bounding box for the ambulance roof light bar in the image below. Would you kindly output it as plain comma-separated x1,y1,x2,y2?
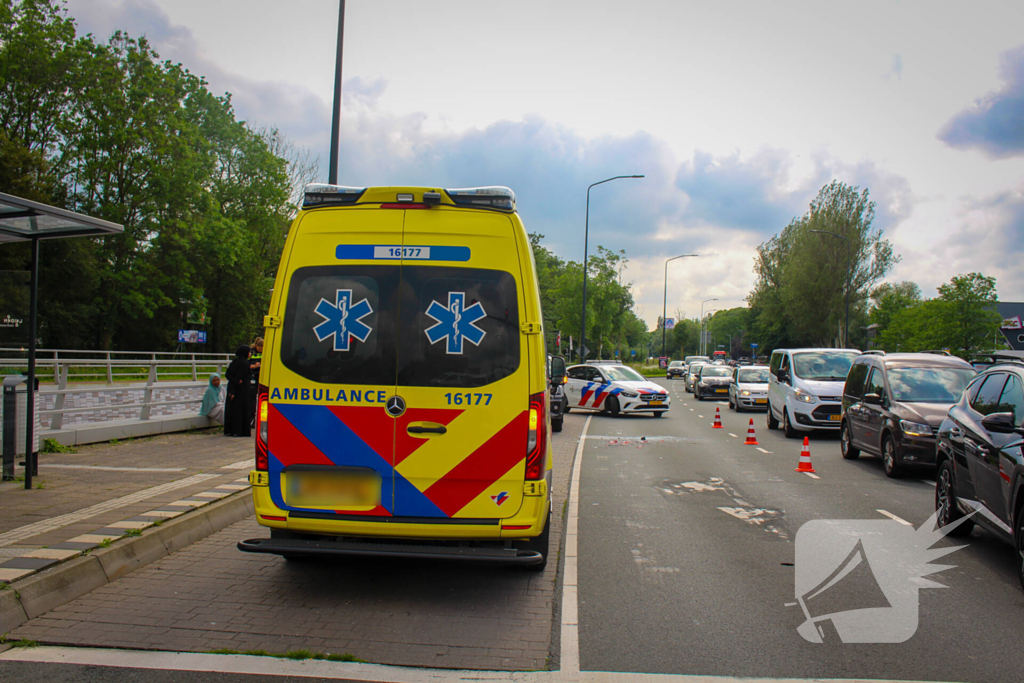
302,183,366,208
445,186,516,212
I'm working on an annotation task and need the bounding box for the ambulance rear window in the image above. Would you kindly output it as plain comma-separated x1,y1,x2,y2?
397,266,520,389
280,265,399,385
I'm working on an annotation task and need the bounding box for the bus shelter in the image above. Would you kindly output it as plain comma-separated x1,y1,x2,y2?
0,192,124,489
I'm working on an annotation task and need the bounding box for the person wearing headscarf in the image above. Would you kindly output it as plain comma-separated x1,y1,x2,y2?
249,337,264,424
199,373,224,425
224,345,252,437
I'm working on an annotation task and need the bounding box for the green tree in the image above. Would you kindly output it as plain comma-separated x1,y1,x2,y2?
937,273,1001,357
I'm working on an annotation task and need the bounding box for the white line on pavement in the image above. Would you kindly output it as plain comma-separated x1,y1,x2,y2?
220,459,253,470
803,472,820,480
877,509,914,526
41,464,186,472
728,433,737,438
0,473,220,547
756,447,773,454
561,414,591,677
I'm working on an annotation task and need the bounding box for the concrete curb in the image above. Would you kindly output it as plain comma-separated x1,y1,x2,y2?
0,491,254,635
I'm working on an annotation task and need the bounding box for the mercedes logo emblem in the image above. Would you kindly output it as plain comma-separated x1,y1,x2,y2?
385,395,406,417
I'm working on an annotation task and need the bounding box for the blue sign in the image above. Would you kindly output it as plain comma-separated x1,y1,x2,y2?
425,292,487,354
178,330,207,344
750,343,759,348
313,289,374,352
631,349,636,356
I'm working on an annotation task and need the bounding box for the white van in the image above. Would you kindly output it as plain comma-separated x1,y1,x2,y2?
766,348,860,438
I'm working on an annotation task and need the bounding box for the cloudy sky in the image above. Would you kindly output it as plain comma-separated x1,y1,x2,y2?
65,0,1024,326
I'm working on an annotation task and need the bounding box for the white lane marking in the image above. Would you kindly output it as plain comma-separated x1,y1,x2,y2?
728,433,737,438
561,413,591,677
877,509,913,526
803,472,820,480
220,459,253,470
40,464,186,472
0,645,940,683
0,473,219,547
689,408,694,412
698,415,704,419
756,447,773,454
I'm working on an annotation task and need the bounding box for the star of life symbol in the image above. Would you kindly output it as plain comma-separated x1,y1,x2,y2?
313,289,373,352
424,292,487,354
791,510,972,644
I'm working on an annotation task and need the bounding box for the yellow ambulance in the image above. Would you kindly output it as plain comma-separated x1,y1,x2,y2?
238,185,553,568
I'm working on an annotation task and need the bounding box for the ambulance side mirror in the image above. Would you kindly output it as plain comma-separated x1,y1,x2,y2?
550,356,567,385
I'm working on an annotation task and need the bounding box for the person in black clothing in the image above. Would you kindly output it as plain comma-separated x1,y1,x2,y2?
224,345,252,437
249,337,263,424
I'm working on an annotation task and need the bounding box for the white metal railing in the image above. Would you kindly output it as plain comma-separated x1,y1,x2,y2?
0,348,235,430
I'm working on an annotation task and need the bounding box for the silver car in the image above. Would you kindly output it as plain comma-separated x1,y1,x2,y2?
685,361,708,393
729,365,770,411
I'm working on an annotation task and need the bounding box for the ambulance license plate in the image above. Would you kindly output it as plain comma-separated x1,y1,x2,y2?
287,471,380,508
648,400,664,406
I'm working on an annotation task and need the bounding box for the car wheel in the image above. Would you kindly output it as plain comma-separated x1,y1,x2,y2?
518,508,550,572
935,460,973,537
654,411,665,417
728,394,735,410
552,417,563,433
766,402,779,430
840,421,860,460
564,404,571,414
606,395,621,417
882,434,902,478
783,409,798,438
1015,510,1024,591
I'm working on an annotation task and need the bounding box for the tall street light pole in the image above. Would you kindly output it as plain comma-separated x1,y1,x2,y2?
702,310,717,356
810,229,851,347
662,254,698,357
580,174,644,362
328,1,346,185
700,298,717,356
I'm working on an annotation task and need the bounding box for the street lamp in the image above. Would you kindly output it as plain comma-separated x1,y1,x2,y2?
700,298,718,356
580,175,644,362
810,229,851,348
702,309,718,356
661,253,699,357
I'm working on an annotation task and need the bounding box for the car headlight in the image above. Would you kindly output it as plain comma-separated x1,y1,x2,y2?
740,390,751,396
620,391,638,398
900,420,933,437
794,389,817,404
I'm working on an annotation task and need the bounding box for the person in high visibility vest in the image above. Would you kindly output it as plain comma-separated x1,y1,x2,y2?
249,337,263,423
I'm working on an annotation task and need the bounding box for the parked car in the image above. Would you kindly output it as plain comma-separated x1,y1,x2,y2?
729,365,769,411
667,360,686,380
934,359,1024,590
767,348,861,438
840,353,976,476
685,361,709,393
694,364,733,401
548,355,568,433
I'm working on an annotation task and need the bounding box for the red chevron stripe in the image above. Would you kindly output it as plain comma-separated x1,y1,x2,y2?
268,403,334,468
327,406,394,461
424,411,529,517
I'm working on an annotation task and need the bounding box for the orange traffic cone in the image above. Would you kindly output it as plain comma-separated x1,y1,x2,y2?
712,407,723,429
795,436,815,473
744,418,759,445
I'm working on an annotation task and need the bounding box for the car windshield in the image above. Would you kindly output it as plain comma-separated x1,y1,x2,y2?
792,352,858,381
887,366,977,403
669,361,683,367
738,368,769,383
604,366,646,382
689,363,707,374
701,367,732,378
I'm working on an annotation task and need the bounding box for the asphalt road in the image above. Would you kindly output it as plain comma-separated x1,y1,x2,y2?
576,378,1024,683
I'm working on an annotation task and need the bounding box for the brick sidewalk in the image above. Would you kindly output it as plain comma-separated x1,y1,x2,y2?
0,430,255,556
10,414,587,671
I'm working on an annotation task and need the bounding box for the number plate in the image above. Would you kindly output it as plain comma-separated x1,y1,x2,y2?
286,471,381,508
715,388,728,393
648,400,664,406
829,414,842,422
754,398,767,404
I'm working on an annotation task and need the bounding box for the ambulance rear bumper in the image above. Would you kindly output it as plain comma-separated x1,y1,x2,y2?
237,536,543,565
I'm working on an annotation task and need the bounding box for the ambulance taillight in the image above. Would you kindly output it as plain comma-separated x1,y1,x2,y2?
525,391,547,480
255,389,269,471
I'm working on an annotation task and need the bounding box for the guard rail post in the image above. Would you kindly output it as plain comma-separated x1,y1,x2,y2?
140,363,157,420
105,351,113,384
51,362,68,430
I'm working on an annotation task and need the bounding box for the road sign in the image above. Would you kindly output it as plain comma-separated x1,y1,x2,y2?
750,343,759,349
580,345,590,359
631,349,636,357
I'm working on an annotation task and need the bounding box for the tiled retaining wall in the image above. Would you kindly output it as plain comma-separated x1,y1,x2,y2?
36,385,208,429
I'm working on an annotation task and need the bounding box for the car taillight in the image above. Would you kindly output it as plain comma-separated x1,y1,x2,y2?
525,391,546,480
255,386,269,471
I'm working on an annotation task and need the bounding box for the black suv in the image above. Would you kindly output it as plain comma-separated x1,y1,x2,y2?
840,352,976,477
666,360,685,380
934,358,1024,589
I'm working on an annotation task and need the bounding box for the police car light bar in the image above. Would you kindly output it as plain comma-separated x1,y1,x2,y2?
302,183,366,208
445,186,516,211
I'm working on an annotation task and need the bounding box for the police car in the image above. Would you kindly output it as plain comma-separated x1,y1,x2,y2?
565,361,670,416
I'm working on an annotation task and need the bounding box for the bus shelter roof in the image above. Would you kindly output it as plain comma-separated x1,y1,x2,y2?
0,192,123,242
